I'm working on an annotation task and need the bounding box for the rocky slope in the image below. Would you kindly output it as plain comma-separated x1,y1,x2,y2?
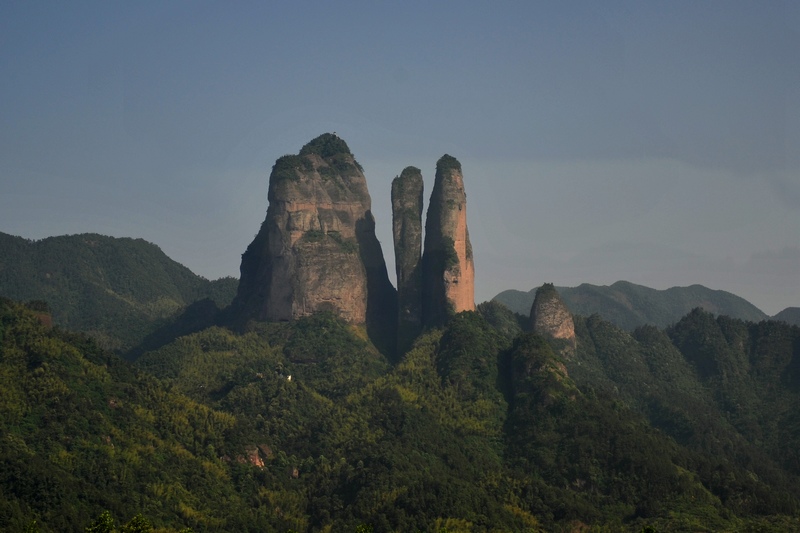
232,134,396,341
421,155,475,327
392,166,424,353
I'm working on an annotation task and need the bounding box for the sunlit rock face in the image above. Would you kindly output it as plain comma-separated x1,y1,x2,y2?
421,155,475,328
233,134,396,329
530,283,576,356
392,166,424,353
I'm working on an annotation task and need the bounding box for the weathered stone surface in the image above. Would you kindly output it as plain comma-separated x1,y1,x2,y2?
392,166,424,353
422,155,475,327
530,283,576,356
233,134,396,337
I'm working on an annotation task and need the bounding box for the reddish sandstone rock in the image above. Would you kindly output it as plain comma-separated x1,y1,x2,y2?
422,155,475,327
233,134,396,335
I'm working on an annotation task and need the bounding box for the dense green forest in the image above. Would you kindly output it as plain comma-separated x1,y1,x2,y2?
0,232,237,353
3,293,800,531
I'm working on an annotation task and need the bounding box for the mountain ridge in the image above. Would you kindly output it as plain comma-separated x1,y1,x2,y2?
494,280,771,330
0,231,237,352
773,307,800,326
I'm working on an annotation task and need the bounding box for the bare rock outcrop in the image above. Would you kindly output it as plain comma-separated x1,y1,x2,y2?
422,155,475,327
392,166,424,353
232,134,396,340
530,283,576,356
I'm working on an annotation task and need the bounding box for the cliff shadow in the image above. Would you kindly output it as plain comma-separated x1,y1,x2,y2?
356,213,398,361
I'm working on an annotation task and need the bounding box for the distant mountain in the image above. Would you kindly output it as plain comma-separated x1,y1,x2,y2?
493,280,768,330
0,232,237,352
773,307,800,326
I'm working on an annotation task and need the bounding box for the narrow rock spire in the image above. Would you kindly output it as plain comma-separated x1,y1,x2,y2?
422,155,475,327
392,166,424,353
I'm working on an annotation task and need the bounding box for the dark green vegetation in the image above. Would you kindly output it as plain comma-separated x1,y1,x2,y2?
0,298,242,531
495,280,768,331
270,155,312,184
0,232,237,354
299,133,363,174
299,132,351,158
4,291,800,531
435,154,462,176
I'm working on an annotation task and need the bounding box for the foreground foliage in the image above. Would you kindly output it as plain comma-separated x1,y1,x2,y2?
2,297,800,531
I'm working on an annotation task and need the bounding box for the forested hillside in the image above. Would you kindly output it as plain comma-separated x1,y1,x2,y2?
773,307,800,327
3,295,800,531
0,232,237,352
0,298,253,531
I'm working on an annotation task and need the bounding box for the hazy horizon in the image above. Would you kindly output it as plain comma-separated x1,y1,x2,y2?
2,2,798,315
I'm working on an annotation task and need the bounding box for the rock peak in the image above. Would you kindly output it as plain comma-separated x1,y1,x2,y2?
233,137,480,353
421,154,475,327
436,154,462,173
233,135,396,348
299,132,353,158
530,283,576,357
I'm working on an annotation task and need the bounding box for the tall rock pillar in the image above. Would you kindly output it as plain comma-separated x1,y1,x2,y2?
422,155,475,327
392,166,424,354
232,133,396,350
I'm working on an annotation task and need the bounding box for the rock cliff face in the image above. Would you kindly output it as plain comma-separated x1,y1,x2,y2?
392,167,424,353
530,283,576,356
422,155,475,327
232,136,478,352
233,134,396,338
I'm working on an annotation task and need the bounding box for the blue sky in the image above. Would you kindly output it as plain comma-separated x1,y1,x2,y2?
1,1,798,314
